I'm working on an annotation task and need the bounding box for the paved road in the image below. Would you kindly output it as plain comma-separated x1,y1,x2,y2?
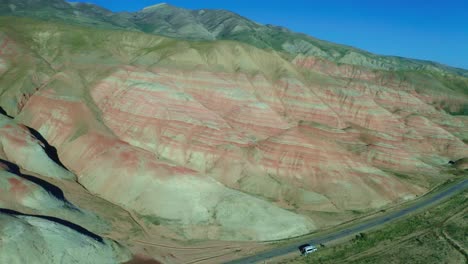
225,178,468,264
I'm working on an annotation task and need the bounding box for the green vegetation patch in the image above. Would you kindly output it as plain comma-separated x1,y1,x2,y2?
281,190,467,264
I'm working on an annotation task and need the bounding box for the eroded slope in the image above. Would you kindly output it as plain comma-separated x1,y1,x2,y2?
0,18,466,243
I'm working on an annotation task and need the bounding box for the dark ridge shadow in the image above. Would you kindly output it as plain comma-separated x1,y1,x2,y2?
0,208,104,243
25,126,68,170
0,158,79,211
0,106,13,119
0,158,20,175
0,106,68,171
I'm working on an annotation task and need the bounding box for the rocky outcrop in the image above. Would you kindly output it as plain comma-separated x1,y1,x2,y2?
0,18,466,243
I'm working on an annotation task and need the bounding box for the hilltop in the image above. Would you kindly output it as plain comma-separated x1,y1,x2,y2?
1,0,467,77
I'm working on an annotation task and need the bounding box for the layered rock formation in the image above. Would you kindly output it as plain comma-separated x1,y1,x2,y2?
0,9,466,263
0,114,131,263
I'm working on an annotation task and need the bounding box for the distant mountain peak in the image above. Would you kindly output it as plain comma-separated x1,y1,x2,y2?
142,2,171,11
0,0,466,75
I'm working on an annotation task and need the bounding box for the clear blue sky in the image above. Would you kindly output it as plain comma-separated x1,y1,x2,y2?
75,0,468,69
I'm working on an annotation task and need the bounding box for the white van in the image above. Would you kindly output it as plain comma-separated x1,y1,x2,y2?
298,244,318,255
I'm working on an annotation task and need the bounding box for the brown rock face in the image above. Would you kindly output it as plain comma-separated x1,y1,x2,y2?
0,18,467,245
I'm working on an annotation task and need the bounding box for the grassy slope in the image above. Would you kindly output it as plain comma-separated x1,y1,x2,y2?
1,16,466,88
281,188,467,264
1,0,467,77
